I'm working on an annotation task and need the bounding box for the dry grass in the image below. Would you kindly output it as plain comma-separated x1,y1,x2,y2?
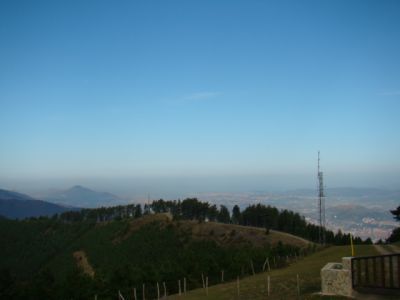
113,213,310,249
113,212,172,244
72,250,95,278
180,221,311,249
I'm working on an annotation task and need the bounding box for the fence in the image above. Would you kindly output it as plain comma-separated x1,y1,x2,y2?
351,253,400,294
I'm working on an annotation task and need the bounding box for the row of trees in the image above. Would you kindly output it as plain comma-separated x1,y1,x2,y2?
50,198,371,245
54,204,143,222
150,199,371,245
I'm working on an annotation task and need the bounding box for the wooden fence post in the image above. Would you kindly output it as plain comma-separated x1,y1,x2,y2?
221,270,224,282
133,287,137,300
184,277,187,295
267,275,270,296
178,279,181,296
142,283,145,300
157,282,160,300
262,257,267,271
296,274,300,299
206,276,209,296
163,282,167,298
250,260,255,276
118,290,126,300
236,276,240,298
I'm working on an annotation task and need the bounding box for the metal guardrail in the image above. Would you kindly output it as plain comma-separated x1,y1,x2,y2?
351,253,400,292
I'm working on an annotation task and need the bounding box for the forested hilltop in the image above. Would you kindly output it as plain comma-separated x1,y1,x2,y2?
0,198,371,299
59,198,372,245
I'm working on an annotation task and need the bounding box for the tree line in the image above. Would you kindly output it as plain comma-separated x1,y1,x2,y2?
149,198,372,245
53,197,372,245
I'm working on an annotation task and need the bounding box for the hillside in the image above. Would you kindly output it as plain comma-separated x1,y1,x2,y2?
0,188,75,219
176,220,310,248
0,189,36,201
0,213,313,299
111,214,311,249
168,245,383,300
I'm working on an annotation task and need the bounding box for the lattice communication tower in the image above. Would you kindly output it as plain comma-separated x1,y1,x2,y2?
318,151,326,244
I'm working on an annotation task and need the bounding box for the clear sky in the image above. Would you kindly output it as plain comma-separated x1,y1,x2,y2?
1,0,399,193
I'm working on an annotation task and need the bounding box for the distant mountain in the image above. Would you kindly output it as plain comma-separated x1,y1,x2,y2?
0,189,35,201
41,185,125,208
0,188,74,219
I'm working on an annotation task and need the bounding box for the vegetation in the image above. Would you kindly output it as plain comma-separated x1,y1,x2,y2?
169,245,380,300
0,198,372,299
390,206,400,221
149,199,371,245
387,205,400,243
0,215,309,299
51,198,372,246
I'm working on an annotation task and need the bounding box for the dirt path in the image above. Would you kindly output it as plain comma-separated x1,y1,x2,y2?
269,229,312,245
374,244,400,255
373,245,392,255
387,244,400,253
73,250,95,277
232,223,312,245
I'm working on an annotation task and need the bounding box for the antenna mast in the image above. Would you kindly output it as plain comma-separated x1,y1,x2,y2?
318,151,326,244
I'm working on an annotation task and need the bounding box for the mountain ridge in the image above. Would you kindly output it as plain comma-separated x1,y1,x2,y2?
0,188,75,219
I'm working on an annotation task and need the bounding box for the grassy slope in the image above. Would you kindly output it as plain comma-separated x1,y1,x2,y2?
169,245,379,300
180,221,311,248
42,214,311,284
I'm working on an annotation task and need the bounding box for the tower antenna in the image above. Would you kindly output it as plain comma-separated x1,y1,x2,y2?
317,151,326,244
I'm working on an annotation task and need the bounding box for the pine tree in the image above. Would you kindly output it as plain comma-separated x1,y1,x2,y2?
390,206,400,221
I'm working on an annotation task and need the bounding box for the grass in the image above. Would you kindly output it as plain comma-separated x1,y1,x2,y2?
168,245,379,300
110,214,310,249
179,220,311,249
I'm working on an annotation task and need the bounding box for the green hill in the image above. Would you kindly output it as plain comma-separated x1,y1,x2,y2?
0,213,315,299
0,196,375,299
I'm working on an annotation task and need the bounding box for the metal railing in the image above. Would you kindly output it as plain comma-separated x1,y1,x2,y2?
351,253,400,292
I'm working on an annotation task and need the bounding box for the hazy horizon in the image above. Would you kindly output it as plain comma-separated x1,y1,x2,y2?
2,172,399,201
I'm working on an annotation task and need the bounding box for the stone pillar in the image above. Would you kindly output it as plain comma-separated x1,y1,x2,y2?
342,257,352,271
321,257,354,298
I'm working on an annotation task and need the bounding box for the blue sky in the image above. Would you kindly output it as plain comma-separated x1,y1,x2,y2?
1,1,399,192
